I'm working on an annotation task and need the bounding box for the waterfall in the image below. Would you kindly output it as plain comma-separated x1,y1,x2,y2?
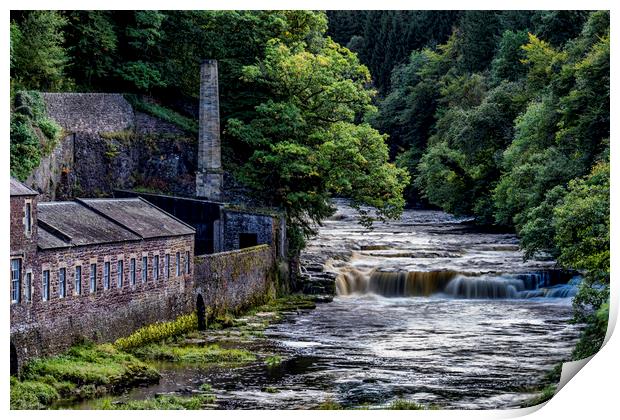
444,275,524,299
335,269,581,300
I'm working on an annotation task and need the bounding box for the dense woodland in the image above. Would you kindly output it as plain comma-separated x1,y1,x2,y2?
10,10,610,359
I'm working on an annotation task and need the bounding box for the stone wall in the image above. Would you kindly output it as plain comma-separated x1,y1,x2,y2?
26,93,198,199
10,234,195,371
194,245,276,316
222,209,277,252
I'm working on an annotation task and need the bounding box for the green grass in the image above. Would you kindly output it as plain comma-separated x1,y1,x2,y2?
95,393,215,410
316,399,343,410
132,342,256,364
114,313,198,351
526,385,556,407
265,355,283,367
10,377,60,410
21,343,159,389
387,399,428,410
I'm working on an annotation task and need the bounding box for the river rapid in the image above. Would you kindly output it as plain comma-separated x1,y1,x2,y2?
69,201,582,410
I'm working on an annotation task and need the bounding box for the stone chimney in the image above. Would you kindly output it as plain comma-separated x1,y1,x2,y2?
196,59,223,201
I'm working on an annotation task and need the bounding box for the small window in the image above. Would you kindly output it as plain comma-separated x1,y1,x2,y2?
117,260,124,288
165,254,170,279
90,264,97,293
103,262,110,290
153,255,159,280
176,252,181,276
130,258,136,286
25,272,32,302
42,270,50,301
11,259,21,304
25,202,32,236
239,233,258,249
142,256,148,282
75,266,82,296
59,268,66,298
185,251,190,274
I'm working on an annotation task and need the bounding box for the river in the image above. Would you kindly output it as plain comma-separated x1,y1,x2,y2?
70,201,582,409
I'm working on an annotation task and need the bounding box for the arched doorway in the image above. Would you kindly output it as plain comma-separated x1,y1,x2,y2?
10,342,18,376
196,294,206,331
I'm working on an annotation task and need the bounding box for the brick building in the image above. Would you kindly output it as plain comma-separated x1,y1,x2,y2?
10,178,195,373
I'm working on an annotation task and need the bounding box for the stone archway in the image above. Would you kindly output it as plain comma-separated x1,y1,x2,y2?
10,342,18,376
196,294,206,331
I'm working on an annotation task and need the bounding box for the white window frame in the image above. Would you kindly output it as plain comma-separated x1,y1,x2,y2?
142,256,148,282
90,263,97,293
117,260,123,288
24,270,32,303
42,270,50,301
75,265,82,296
130,258,136,286
59,267,66,298
153,255,159,281
103,261,110,290
11,258,21,304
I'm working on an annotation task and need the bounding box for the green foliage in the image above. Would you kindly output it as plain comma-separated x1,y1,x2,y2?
10,91,63,180
132,343,256,364
388,399,427,410
526,384,556,407
265,355,283,367
114,313,198,351
10,377,60,410
11,11,69,90
229,38,408,242
124,94,198,134
21,343,159,387
96,393,215,410
117,61,167,91
316,399,343,410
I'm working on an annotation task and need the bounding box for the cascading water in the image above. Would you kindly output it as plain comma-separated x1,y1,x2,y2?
336,268,580,299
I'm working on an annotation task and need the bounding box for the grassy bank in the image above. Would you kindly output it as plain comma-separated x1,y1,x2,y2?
11,294,323,410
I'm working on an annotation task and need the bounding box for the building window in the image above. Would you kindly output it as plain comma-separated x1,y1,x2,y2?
59,268,66,298
25,272,32,302
90,264,97,293
11,258,21,304
117,260,124,288
42,270,50,301
185,251,190,274
130,258,136,286
142,256,148,282
103,262,110,290
75,266,82,296
153,255,159,280
176,252,181,276
25,202,32,236
165,254,170,279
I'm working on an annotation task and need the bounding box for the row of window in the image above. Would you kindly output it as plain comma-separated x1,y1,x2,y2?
10,251,191,304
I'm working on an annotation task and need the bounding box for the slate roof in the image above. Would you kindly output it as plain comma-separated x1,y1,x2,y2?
10,178,38,196
37,198,194,250
79,198,195,239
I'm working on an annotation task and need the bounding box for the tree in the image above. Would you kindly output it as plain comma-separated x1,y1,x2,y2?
65,11,118,87
11,11,69,90
228,39,409,250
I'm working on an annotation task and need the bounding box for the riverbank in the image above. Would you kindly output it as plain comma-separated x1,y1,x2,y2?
10,294,326,410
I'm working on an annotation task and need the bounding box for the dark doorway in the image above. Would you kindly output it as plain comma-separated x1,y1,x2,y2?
10,343,18,376
239,233,258,249
196,294,206,331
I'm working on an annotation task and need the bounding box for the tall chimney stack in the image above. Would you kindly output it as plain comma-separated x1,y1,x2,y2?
196,59,223,201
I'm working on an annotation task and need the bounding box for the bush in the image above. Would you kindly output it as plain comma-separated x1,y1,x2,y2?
10,377,60,410
114,313,198,351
